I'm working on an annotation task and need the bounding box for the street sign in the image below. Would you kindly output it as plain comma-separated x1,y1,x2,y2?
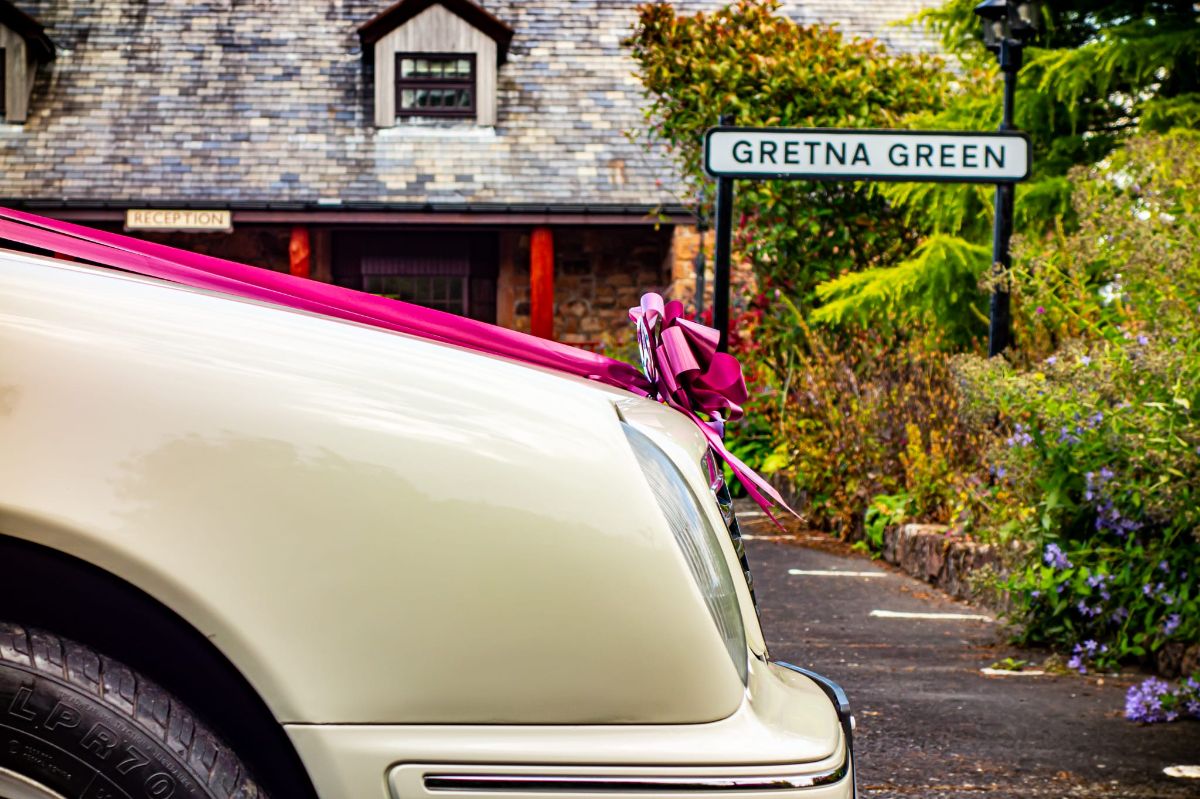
705,127,1030,183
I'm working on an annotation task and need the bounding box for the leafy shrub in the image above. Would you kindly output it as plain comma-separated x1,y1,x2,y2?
626,0,945,306
730,297,988,536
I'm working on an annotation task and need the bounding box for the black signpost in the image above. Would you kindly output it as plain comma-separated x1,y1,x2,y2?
975,0,1041,354
704,126,1032,354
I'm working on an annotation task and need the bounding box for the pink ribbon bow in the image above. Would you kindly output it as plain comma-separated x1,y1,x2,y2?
629,293,795,525
629,294,749,426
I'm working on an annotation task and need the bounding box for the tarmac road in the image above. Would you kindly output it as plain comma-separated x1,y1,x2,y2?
740,516,1200,799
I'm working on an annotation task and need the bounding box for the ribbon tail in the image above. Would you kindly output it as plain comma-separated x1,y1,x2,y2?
687,410,799,532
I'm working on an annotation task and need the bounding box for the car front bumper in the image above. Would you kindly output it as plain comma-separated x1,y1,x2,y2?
285,659,855,799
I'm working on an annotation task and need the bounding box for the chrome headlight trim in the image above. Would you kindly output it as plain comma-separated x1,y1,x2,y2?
623,424,748,683
701,449,757,607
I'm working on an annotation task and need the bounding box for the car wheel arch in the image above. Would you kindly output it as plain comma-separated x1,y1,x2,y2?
0,533,321,799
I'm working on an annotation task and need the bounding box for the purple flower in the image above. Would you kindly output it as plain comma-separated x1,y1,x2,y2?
1067,654,1086,673
1126,677,1171,723
1163,614,1181,636
1158,560,1169,572
1080,355,1092,366
1031,590,1041,598
1057,426,1080,445
1036,306,1046,315
1111,606,1129,623
1100,467,1115,481
1006,423,1034,448
1137,334,1149,345
1045,355,1057,365
1043,543,1072,570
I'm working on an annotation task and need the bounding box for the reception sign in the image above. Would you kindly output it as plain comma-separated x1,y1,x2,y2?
126,209,233,232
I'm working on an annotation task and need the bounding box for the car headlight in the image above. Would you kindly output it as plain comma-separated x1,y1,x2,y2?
623,424,748,683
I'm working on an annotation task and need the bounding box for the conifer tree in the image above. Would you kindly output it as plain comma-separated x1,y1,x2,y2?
815,1,1200,343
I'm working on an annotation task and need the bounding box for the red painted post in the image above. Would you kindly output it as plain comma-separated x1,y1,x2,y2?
289,226,311,279
530,227,554,340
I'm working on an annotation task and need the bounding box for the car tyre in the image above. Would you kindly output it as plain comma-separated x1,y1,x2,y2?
0,622,265,799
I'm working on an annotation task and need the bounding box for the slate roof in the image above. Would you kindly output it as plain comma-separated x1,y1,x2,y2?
1,1,939,211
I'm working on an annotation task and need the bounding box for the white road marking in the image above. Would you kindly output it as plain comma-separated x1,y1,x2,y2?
1164,765,1200,779
789,569,888,578
980,668,1046,677
870,609,994,622
742,534,806,541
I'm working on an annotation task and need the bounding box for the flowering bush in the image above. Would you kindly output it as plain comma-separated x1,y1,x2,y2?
1125,675,1200,724
954,132,1200,676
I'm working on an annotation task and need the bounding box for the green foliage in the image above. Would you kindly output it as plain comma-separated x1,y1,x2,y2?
626,0,946,305
814,0,1200,337
863,492,909,553
813,235,990,339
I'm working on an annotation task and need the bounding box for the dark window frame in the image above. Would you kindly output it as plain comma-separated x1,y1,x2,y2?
395,52,477,119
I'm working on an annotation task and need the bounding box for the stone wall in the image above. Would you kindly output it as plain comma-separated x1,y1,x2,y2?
499,226,673,345
667,224,758,318
881,524,1006,605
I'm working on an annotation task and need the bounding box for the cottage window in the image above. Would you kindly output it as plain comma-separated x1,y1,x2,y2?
358,0,512,128
0,1,55,124
396,54,475,118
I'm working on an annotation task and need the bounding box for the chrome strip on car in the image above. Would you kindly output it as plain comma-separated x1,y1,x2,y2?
424,760,850,793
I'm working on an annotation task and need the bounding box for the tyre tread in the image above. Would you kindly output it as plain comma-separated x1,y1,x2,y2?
0,621,263,799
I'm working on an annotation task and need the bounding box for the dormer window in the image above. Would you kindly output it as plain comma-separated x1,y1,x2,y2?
397,54,476,118
359,0,513,128
0,0,55,124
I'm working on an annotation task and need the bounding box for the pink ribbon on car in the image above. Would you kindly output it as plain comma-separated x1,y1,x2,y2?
630,293,794,525
0,207,792,523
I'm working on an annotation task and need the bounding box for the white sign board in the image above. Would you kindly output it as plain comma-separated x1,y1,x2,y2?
126,209,233,232
705,128,1030,183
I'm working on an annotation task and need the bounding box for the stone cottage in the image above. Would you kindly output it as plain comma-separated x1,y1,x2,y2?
0,0,934,345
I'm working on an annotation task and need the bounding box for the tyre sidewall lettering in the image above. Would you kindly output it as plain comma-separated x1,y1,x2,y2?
0,671,195,798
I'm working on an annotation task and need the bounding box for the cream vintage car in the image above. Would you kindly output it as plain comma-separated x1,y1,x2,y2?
0,243,854,799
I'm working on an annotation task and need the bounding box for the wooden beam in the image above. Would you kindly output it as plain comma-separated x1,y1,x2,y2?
311,228,332,283
496,231,518,329
529,227,554,340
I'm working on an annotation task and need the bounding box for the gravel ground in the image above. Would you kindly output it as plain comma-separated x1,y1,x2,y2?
740,516,1200,799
